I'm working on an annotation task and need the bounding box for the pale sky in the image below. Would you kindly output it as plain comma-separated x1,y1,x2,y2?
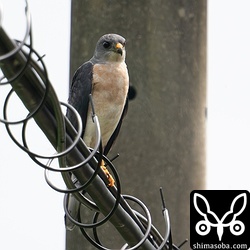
0,0,249,249
207,0,250,190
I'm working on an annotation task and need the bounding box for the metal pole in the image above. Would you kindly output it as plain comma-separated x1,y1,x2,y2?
69,0,207,249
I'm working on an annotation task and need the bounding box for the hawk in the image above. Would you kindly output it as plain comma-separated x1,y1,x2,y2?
66,34,129,186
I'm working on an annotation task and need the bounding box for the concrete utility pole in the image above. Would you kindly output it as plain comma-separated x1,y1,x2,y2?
67,1,206,249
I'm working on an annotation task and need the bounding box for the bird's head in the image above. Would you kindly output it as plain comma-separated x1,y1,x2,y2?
91,34,126,63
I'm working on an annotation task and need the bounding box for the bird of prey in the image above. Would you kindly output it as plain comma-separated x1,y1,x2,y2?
66,34,129,186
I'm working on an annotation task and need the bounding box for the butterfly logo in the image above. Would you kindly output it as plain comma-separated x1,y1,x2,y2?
193,192,247,241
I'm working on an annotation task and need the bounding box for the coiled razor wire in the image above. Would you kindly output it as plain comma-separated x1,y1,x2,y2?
0,1,188,249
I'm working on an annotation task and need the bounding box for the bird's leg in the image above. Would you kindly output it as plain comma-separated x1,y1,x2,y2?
100,160,115,187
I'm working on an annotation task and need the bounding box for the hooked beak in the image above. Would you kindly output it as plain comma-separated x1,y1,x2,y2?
115,42,123,56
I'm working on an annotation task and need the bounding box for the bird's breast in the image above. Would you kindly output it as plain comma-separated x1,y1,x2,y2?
92,62,129,103
84,62,129,148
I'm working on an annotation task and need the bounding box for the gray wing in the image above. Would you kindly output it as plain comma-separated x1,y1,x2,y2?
66,61,93,137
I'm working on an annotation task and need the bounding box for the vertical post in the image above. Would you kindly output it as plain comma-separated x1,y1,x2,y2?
67,0,206,249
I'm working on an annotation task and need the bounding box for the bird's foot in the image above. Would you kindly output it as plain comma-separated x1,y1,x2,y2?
100,160,115,187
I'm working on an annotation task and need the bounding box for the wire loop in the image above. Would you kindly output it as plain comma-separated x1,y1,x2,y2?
0,2,187,249
80,194,152,250
0,0,31,62
63,154,121,228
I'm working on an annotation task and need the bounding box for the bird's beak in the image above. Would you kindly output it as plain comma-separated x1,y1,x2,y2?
115,43,123,55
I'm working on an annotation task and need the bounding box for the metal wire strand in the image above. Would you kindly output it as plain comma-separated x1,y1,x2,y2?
0,2,188,249
44,129,104,194
26,115,100,172
63,161,121,229
0,38,32,85
3,102,82,160
132,210,182,250
78,194,152,250
0,38,51,124
0,0,31,62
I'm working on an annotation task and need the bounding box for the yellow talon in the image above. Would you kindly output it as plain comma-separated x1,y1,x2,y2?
100,160,115,187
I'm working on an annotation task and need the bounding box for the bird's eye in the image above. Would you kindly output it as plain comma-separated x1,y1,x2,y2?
103,41,111,49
